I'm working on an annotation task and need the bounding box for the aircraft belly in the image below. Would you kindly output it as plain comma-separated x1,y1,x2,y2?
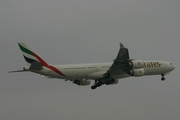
30,68,65,79
144,67,164,75
62,69,96,79
87,70,107,79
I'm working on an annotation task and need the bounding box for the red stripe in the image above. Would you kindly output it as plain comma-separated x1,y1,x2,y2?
32,52,48,66
32,52,66,77
46,65,66,77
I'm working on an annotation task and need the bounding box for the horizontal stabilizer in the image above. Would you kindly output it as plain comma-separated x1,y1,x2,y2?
8,69,27,73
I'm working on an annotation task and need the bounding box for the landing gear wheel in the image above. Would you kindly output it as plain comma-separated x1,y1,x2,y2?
161,74,165,81
161,77,165,81
105,78,115,85
91,86,96,90
111,79,115,83
105,82,110,85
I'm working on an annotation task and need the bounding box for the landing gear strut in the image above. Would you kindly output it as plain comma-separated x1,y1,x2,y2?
91,78,115,89
91,74,115,89
161,74,165,81
91,80,102,90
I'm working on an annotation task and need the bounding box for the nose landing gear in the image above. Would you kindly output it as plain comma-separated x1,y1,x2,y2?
161,74,165,81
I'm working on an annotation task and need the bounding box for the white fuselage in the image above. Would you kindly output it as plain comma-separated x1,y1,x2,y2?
28,60,175,80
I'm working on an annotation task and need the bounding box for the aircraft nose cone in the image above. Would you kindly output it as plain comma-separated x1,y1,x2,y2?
170,65,175,71
172,65,175,70
169,62,175,71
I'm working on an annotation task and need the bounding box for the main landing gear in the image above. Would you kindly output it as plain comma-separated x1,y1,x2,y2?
161,74,165,81
91,81,102,90
91,78,115,90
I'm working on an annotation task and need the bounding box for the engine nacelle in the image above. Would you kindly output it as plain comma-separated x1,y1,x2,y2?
73,79,91,86
109,79,119,85
127,60,144,69
128,68,145,77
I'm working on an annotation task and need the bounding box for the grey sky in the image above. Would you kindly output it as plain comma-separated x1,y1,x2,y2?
0,0,180,120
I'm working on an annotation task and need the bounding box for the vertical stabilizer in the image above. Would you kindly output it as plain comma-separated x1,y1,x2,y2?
18,42,48,66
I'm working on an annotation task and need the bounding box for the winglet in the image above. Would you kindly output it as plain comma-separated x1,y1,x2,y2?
113,43,129,61
120,43,125,48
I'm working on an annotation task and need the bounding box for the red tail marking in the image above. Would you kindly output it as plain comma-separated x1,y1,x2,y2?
32,52,66,77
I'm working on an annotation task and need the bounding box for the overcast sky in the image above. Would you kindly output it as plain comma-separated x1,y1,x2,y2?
0,0,180,120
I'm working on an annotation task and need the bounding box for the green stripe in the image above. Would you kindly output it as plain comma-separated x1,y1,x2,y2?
18,43,34,56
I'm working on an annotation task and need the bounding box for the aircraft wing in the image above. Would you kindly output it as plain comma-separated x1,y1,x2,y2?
105,43,130,76
91,43,130,89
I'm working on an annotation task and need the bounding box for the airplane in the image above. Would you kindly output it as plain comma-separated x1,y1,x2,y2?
9,43,175,89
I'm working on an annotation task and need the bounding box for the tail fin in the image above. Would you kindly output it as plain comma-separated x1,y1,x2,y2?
18,42,48,66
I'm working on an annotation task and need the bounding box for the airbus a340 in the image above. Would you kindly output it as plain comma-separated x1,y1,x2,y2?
9,43,175,89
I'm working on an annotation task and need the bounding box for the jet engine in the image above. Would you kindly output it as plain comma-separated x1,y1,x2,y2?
73,79,91,86
128,68,145,77
127,60,144,69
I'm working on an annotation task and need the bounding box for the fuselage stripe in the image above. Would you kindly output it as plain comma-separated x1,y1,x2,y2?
32,52,66,77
